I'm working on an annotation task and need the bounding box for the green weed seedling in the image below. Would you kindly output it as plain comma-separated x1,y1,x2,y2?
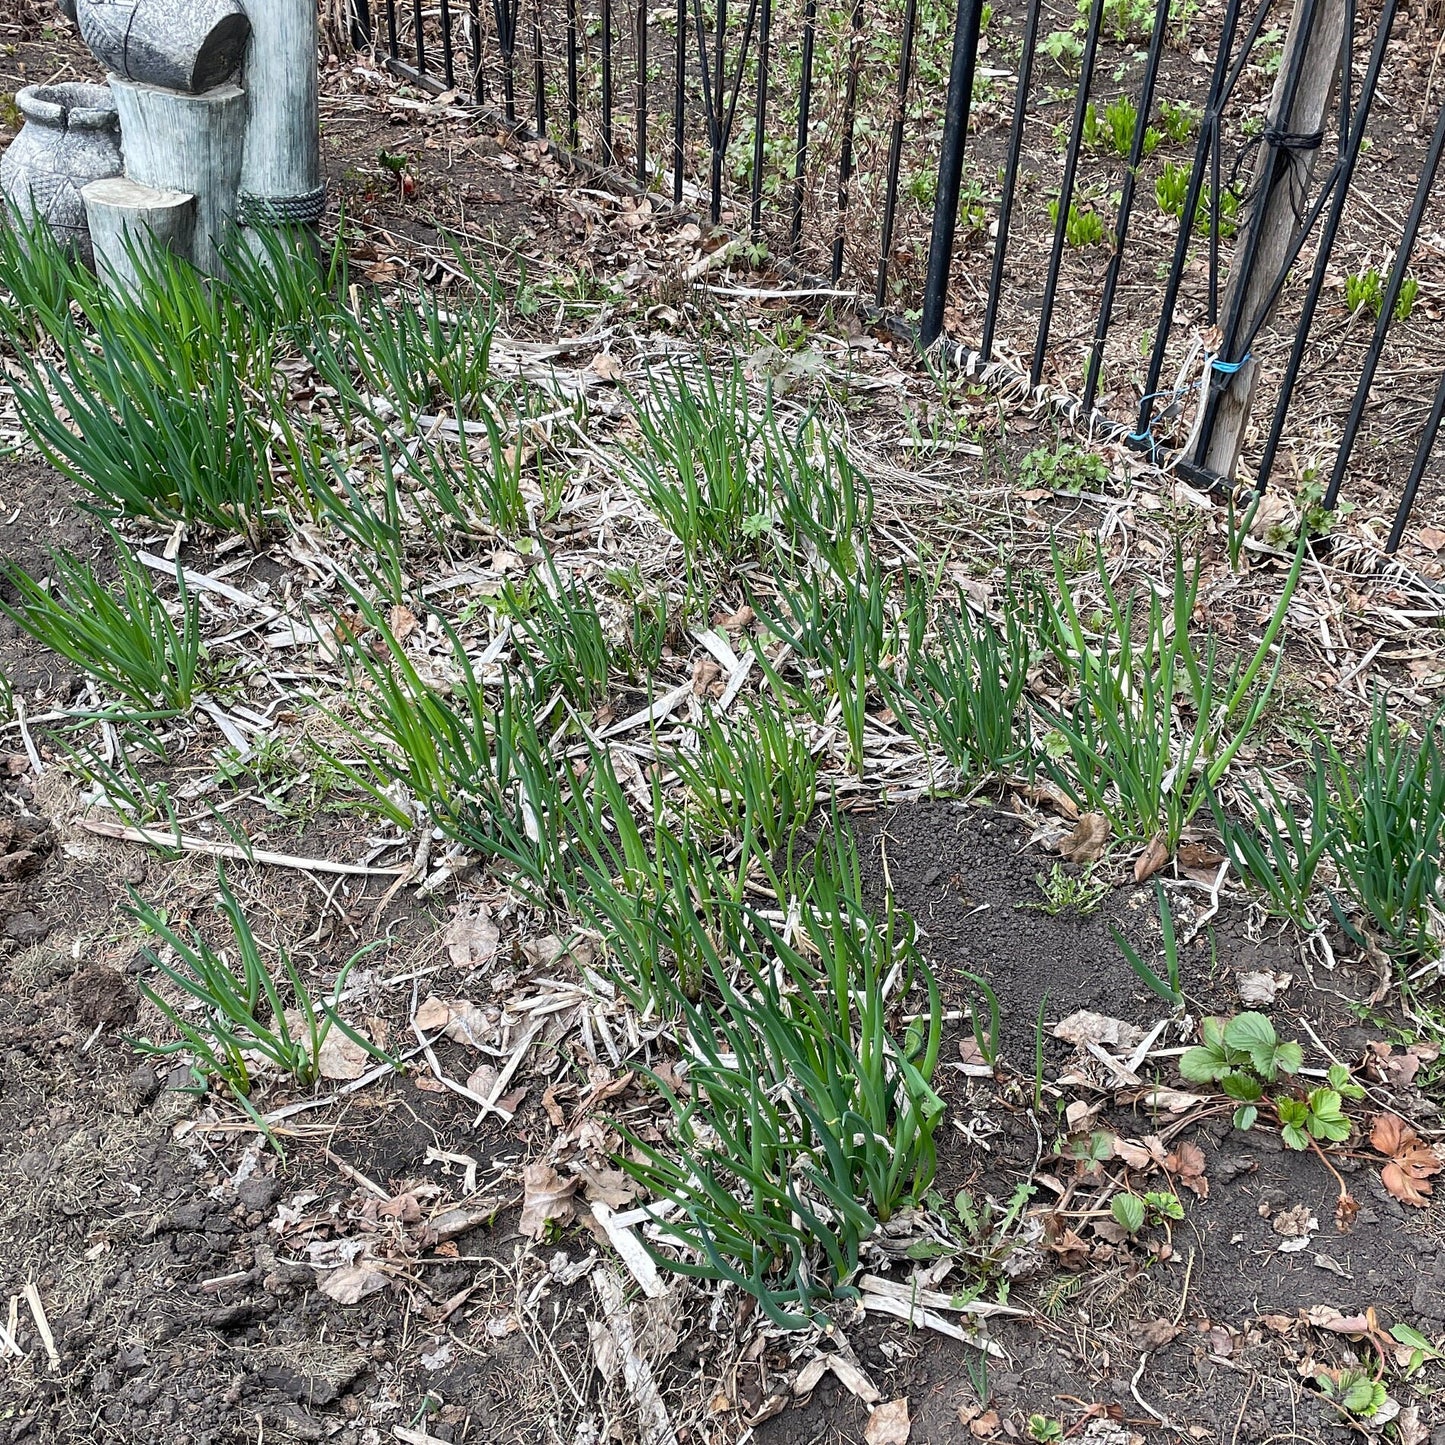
1020,442,1109,494
129,867,394,1139
1049,199,1107,248
1,543,203,714
1084,96,1161,159
1111,881,1181,1006
1031,861,1109,916
501,561,613,710
1109,1189,1184,1236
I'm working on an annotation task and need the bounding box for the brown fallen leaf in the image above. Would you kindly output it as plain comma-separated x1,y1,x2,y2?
541,1083,567,1128
518,1163,579,1239
414,994,452,1031
1135,1318,1182,1349
1176,841,1225,884
1059,812,1110,864
1415,527,1445,554
1371,1113,1442,1207
1052,1010,1144,1050
968,1408,1001,1439
1134,832,1169,883
1166,1140,1209,1199
1113,1134,1168,1171
865,1400,910,1445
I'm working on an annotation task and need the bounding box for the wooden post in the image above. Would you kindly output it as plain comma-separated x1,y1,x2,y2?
108,76,247,275
237,0,324,256
82,176,196,295
1197,0,1348,484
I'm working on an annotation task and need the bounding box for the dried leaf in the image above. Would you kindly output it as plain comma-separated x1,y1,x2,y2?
1236,970,1289,1007
1058,812,1110,864
1166,1141,1209,1199
589,351,624,383
295,1012,370,1081
578,1165,636,1209
318,1264,389,1304
968,1409,1001,1439
1134,832,1169,883
864,1398,910,1445
1371,1114,1442,1207
542,1084,567,1128
1176,841,1225,884
1053,1011,1144,1050
518,1163,579,1239
414,995,452,1030
446,905,500,970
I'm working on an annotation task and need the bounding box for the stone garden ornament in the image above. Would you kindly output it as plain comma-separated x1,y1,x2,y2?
0,0,322,285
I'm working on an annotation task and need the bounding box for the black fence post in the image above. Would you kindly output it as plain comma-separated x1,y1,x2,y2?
919,0,985,347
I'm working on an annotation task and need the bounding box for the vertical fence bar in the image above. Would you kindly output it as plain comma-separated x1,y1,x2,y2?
790,0,816,250
919,0,986,345
603,0,615,163
1385,365,1445,554
351,0,374,47
412,0,426,73
1081,0,1171,414
468,0,482,97
832,0,864,283
980,0,1040,360
637,0,649,184
495,0,518,120
672,0,685,199
749,0,771,239
567,0,579,145
440,0,457,87
1029,0,1105,387
1131,0,1244,448
1255,0,1397,492
387,0,399,59
710,0,727,220
874,0,917,307
535,19,546,134
1322,96,1445,510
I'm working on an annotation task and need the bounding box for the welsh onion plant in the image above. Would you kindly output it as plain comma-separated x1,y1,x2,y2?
294,444,411,602
11,310,273,537
891,584,1034,786
1209,772,1331,929
320,597,575,895
215,222,348,342
1314,695,1445,958
129,867,392,1132
667,697,819,869
308,282,499,429
1037,539,1303,850
405,400,531,537
616,832,943,1326
56,720,179,826
501,562,613,710
0,203,103,346
765,412,873,578
1111,881,1183,1007
626,360,770,568
0,543,203,713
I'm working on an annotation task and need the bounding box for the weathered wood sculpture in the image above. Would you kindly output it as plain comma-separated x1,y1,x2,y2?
1,0,323,281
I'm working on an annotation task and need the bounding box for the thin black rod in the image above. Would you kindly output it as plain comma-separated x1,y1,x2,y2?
918,0,986,346
790,0,816,250
637,0,649,185
1132,0,1244,444
468,0,482,97
672,0,685,200
602,0,614,164
412,0,426,72
1207,95,1221,322
352,0,374,47
1386,365,1445,554
875,0,917,307
980,0,1040,360
1081,0,1171,414
440,0,456,87
750,0,772,239
387,0,399,59
534,19,546,135
832,0,864,283
1323,96,1445,511
566,0,579,146
711,0,726,219
494,0,518,121
1029,0,1106,387
1255,0,1397,491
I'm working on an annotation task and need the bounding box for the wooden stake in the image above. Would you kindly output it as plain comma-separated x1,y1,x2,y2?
1200,0,1348,483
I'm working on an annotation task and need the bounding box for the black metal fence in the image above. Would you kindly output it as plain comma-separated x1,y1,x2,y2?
349,0,1445,547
